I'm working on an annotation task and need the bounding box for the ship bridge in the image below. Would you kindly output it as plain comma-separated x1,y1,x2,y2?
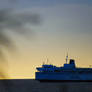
63,59,76,69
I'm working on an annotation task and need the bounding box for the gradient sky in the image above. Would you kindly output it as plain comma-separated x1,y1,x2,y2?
0,0,92,79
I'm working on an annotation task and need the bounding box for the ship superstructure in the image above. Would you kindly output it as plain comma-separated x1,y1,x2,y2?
35,56,92,82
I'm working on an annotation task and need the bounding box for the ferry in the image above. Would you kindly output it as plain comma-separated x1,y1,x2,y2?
35,55,92,82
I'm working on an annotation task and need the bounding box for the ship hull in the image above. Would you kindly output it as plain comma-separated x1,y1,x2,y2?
38,80,92,82
36,72,92,82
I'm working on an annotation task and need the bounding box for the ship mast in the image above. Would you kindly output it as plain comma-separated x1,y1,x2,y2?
66,53,68,64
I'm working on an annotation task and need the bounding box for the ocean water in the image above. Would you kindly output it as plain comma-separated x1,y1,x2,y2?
0,79,92,92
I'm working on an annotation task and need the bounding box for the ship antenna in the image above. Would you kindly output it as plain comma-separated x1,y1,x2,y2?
66,53,68,64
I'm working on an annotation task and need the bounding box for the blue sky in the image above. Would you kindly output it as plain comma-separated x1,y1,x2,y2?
0,0,92,9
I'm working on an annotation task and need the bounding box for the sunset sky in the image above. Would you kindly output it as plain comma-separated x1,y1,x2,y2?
0,0,92,79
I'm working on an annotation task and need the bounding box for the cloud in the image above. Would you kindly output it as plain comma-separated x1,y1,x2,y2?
0,8,41,61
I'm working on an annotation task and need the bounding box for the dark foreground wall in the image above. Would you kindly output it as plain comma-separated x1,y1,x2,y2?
0,79,92,92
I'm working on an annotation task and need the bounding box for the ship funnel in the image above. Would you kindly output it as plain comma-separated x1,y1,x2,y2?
69,59,75,68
